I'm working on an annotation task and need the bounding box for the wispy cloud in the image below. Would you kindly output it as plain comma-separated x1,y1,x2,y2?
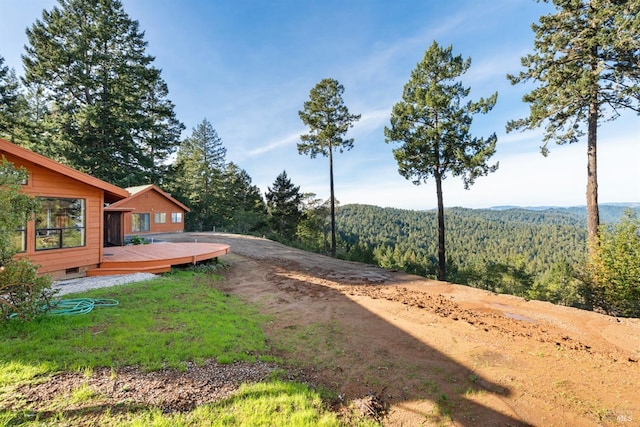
245,131,302,157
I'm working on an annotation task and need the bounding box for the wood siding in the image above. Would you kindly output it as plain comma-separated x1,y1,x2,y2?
120,189,187,236
6,153,104,279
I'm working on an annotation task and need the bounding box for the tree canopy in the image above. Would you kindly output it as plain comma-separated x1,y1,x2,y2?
169,118,227,231
22,0,183,187
0,54,25,142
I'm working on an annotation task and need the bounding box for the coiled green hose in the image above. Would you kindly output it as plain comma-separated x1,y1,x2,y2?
48,298,119,315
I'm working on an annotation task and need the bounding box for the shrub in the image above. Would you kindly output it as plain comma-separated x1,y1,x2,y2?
128,235,147,245
582,210,640,317
0,258,55,321
0,158,55,322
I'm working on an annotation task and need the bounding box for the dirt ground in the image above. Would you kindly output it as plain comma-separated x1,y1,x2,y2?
171,233,640,426
12,232,640,426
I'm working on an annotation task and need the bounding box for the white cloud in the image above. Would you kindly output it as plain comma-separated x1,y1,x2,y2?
244,131,302,157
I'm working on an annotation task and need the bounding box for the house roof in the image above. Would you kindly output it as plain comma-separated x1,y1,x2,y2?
109,184,191,212
0,138,130,202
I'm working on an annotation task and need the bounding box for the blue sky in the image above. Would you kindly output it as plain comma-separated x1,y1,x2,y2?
1,0,638,209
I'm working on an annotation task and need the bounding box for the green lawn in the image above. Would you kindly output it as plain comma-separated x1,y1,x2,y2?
0,270,365,426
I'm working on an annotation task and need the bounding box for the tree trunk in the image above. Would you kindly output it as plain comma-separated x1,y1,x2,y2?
586,97,599,254
329,142,337,257
435,172,446,281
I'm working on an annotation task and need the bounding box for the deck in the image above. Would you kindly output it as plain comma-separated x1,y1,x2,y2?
87,242,230,276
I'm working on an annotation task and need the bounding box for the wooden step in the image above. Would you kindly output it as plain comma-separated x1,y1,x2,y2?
87,265,171,276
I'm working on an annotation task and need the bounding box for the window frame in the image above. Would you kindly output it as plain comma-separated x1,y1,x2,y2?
35,197,86,251
131,213,150,232
154,212,166,224
171,212,183,223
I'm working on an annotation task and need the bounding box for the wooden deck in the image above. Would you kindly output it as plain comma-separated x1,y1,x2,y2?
87,242,230,276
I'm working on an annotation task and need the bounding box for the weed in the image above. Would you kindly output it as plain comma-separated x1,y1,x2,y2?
69,384,99,404
417,379,440,395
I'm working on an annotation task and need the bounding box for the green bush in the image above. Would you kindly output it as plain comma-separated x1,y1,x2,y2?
0,158,54,322
128,235,147,245
582,210,640,317
0,258,54,321
528,261,584,307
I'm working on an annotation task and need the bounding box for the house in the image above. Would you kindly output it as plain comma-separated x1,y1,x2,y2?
1,138,130,279
2,138,227,279
106,184,190,242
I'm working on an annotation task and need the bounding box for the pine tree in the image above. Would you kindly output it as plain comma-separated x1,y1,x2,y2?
507,0,640,249
170,119,227,231
385,42,498,281
265,171,303,240
0,55,26,142
219,162,267,234
298,78,360,257
22,0,183,187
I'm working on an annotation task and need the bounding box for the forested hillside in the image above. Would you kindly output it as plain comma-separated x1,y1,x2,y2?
337,204,588,277
333,204,639,310
490,204,640,225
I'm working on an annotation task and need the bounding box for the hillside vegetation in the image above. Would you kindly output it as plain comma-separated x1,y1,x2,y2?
329,203,639,311
338,204,587,274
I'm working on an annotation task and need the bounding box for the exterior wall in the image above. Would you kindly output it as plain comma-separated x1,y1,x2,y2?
120,189,186,237
7,153,103,280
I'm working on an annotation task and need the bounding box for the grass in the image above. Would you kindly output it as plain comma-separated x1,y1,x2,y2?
0,270,266,372
0,270,352,426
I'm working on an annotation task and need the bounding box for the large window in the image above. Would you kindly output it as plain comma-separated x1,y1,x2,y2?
35,198,85,250
154,212,166,224
171,212,182,223
132,213,150,232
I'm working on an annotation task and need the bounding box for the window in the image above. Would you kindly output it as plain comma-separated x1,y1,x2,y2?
171,212,182,223
35,198,85,250
132,213,150,232
154,212,166,224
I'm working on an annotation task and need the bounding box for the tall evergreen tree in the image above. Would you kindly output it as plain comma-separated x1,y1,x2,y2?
298,78,360,257
170,118,227,231
219,162,267,234
265,171,303,239
22,0,183,187
0,54,25,142
507,0,640,250
385,42,498,281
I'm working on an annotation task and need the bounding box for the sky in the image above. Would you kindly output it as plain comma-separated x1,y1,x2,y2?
1,0,638,210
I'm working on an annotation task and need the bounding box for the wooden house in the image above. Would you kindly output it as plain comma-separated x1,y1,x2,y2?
1,139,226,279
107,184,190,241
1,138,129,279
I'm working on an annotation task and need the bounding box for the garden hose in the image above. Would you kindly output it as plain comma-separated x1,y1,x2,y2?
47,298,119,315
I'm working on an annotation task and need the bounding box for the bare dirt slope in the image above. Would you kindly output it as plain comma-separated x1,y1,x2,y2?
160,232,640,426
